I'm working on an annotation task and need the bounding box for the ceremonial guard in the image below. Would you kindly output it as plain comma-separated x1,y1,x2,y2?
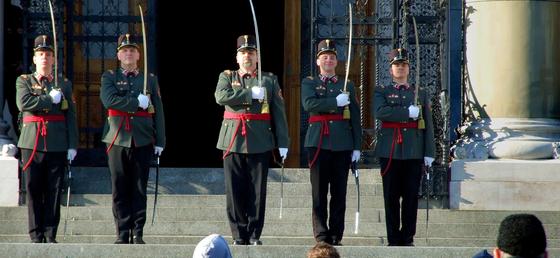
16,35,78,243
100,34,166,244
215,35,289,245
374,48,435,246
301,39,362,245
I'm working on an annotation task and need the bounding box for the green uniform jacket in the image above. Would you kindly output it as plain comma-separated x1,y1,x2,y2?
301,76,362,151
16,73,78,151
374,84,435,159
215,70,289,153
100,69,166,148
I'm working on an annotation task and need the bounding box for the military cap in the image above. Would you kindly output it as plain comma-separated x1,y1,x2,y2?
388,48,409,64
33,35,54,52
117,33,140,51
317,39,337,57
237,35,257,52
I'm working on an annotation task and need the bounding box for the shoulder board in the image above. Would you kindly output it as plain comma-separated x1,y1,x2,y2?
64,78,69,82
21,74,28,79
377,84,386,89
266,72,274,76
108,70,115,75
223,70,232,75
150,73,155,77
306,76,314,80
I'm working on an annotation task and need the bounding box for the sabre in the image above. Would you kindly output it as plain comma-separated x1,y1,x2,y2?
425,165,432,244
247,0,269,113
351,161,360,234
279,161,284,219
47,0,58,89
138,5,154,113
63,160,72,240
412,16,425,129
273,159,285,219
151,155,160,225
342,2,353,119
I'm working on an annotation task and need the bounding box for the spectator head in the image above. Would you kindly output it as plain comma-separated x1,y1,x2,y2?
192,234,232,258
494,214,547,258
307,242,341,258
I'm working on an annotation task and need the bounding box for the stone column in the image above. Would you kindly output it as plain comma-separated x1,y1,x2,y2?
1,0,17,156
453,0,560,159
450,0,560,210
0,0,19,207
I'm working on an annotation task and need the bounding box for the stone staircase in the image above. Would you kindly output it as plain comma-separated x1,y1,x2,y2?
1,167,559,257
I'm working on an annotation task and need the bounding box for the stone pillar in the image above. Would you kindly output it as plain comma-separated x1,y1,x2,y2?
453,0,560,159
0,0,17,156
0,0,19,207
451,0,560,211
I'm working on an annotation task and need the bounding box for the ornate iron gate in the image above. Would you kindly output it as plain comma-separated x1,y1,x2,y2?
21,0,156,166
302,0,450,202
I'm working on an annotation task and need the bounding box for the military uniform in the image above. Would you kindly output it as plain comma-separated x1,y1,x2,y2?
215,35,289,245
16,35,78,244
374,48,435,246
100,34,165,244
301,39,362,245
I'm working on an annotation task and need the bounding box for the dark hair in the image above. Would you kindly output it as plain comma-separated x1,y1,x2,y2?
307,243,340,258
497,214,546,258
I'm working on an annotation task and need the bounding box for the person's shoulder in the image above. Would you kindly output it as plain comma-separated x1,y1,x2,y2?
302,76,316,84
221,70,233,76
262,71,277,79
472,249,493,258
102,69,116,77
375,84,389,91
18,74,31,80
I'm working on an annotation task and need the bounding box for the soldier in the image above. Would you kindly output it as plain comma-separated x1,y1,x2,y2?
215,35,289,245
16,35,78,243
374,48,435,246
301,39,362,246
100,33,165,244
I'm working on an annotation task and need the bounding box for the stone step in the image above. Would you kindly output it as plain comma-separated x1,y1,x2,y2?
3,205,560,225
26,194,384,207
3,234,560,248
1,243,559,258
3,220,560,240
66,167,382,194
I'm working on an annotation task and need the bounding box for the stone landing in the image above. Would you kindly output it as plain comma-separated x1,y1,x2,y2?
450,159,560,210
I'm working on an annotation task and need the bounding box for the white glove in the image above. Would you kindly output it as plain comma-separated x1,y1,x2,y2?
408,105,420,119
424,156,435,167
336,93,350,107
154,146,164,156
251,86,264,100
67,148,77,161
279,148,288,161
49,89,62,104
351,150,361,162
137,94,149,109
